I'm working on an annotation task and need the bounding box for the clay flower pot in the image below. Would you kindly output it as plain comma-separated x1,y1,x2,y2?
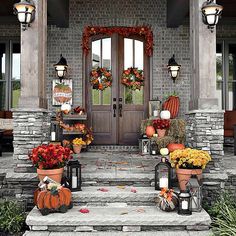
176,168,202,191
73,145,82,154
157,129,166,138
37,168,64,183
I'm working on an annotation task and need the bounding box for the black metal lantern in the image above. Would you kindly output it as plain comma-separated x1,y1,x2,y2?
167,55,181,82
178,190,192,215
67,160,82,192
150,140,158,155
54,54,68,79
139,135,150,155
13,0,36,31
186,175,202,212
201,0,223,32
155,157,171,190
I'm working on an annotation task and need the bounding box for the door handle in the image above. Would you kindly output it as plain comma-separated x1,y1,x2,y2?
113,104,117,117
119,103,122,117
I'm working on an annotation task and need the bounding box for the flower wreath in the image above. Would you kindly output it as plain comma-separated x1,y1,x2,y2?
90,67,112,91
121,67,144,90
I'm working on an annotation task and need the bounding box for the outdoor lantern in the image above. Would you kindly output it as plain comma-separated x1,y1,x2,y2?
150,140,158,155
67,160,82,192
13,0,36,31
201,0,223,32
54,54,68,79
186,175,203,212
139,135,150,155
155,157,171,190
167,55,181,82
178,190,192,215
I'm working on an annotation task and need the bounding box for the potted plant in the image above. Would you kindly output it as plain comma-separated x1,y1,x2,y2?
29,144,72,183
170,148,211,190
72,138,86,154
153,119,170,138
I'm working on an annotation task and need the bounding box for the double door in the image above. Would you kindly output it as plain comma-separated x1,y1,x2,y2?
86,34,149,145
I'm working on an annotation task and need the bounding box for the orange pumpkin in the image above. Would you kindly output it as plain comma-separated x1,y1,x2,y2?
35,187,72,214
167,143,185,152
163,96,180,119
146,125,155,138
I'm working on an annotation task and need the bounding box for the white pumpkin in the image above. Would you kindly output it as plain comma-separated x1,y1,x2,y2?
160,110,171,120
61,103,71,114
160,148,169,156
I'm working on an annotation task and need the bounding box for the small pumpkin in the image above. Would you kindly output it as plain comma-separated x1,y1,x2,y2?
167,143,185,152
146,125,155,138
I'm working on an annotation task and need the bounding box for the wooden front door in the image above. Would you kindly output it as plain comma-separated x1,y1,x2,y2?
86,34,149,145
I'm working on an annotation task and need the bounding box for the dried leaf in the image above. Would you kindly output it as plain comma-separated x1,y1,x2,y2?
98,188,109,192
117,185,126,189
79,208,89,214
120,212,129,215
136,208,145,213
131,187,137,193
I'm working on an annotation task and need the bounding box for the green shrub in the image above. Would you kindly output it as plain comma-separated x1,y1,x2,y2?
0,200,26,234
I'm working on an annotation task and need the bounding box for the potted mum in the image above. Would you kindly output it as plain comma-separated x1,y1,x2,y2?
29,144,72,183
170,148,211,190
153,119,170,138
72,138,86,154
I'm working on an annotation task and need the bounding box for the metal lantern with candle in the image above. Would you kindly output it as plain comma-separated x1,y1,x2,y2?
155,148,171,190
150,140,158,155
67,160,82,192
139,135,150,155
178,190,192,215
186,175,202,212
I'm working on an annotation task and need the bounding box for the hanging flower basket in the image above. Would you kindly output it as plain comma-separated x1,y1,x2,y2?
90,67,112,91
121,67,144,90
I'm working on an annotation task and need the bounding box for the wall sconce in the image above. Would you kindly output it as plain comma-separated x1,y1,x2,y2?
201,0,223,32
167,55,181,83
13,0,36,31
54,54,68,79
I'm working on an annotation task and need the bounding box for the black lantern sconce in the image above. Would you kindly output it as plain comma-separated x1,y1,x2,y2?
201,0,223,32
186,175,202,212
139,135,150,155
178,190,192,215
54,54,68,79
167,55,181,83
155,156,171,190
150,139,158,155
67,160,82,192
13,0,36,31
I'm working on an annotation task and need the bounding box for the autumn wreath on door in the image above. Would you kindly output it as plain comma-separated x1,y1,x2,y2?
121,67,144,90
90,67,112,91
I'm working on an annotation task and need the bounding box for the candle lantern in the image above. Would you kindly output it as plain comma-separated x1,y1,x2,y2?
155,157,171,190
150,140,158,155
139,135,150,155
67,160,82,192
178,190,192,215
186,175,202,212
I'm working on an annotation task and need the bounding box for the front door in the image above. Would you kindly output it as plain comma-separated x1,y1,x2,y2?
86,34,149,145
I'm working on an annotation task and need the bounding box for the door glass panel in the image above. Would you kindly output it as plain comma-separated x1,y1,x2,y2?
102,87,111,105
135,40,144,70
216,43,223,109
12,43,21,108
0,44,6,81
124,87,144,104
228,44,236,110
124,38,133,69
102,38,111,69
92,40,101,68
0,82,6,110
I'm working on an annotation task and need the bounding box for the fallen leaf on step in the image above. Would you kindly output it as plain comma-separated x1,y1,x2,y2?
98,188,109,192
120,212,129,215
117,185,126,189
114,161,129,165
117,168,128,171
79,208,90,214
131,187,137,193
136,208,145,213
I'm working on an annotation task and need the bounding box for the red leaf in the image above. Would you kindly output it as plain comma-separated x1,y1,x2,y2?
98,188,109,192
79,208,89,214
131,187,137,193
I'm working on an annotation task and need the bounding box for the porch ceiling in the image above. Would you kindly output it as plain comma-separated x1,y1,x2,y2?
0,0,69,28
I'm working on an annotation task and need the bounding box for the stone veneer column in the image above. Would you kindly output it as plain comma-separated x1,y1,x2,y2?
187,0,224,156
13,0,50,173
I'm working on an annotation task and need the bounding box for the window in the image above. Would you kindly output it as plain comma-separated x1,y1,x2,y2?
217,40,236,110
0,39,21,110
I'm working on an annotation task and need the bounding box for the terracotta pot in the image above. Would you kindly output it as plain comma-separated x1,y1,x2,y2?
167,143,185,152
176,168,202,191
37,168,64,183
157,129,166,138
146,125,155,138
73,145,82,154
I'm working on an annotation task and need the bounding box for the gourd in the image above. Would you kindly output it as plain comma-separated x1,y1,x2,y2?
146,125,155,138
163,96,180,119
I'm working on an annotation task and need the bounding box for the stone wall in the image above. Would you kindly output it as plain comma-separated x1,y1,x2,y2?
13,109,51,173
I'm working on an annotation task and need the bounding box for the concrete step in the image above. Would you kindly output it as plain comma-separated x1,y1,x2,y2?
87,145,139,152
26,206,211,232
24,230,212,236
72,186,158,206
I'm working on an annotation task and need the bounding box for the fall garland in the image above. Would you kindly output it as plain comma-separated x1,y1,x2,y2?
90,67,112,91
121,67,144,90
82,26,153,56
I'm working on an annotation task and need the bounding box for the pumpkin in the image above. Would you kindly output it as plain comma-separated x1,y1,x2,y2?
159,192,178,212
167,143,185,152
146,125,155,138
163,96,180,119
35,187,72,215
